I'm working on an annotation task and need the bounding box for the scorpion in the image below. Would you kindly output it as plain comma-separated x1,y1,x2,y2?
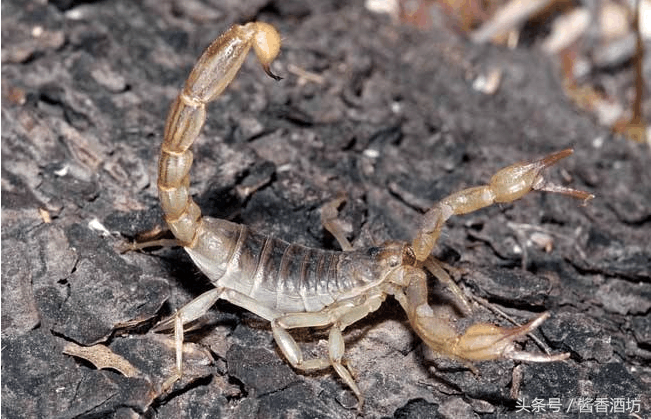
153,21,593,407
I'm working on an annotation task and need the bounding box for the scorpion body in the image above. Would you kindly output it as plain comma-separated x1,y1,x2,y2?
185,217,388,314
154,22,593,407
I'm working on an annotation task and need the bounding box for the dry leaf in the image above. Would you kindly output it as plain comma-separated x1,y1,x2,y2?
63,342,141,378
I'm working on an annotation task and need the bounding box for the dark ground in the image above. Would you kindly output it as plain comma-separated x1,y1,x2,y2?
2,1,650,418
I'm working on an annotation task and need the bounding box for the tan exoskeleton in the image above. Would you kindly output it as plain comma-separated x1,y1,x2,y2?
154,22,593,407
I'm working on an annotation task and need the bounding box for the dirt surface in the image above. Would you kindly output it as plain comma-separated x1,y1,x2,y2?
2,1,650,418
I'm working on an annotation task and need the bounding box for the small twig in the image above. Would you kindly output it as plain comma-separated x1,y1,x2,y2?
287,64,325,84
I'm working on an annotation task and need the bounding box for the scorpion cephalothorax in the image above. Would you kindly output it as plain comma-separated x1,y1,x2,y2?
153,22,593,408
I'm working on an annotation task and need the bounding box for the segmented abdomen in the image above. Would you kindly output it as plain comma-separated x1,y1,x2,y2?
185,217,370,313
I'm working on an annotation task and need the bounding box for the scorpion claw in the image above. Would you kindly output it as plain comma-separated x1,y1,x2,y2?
490,148,593,204
526,149,594,203
412,148,593,261
453,312,567,362
506,350,570,363
399,272,568,365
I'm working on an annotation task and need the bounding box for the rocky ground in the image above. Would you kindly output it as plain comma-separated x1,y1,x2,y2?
2,1,650,418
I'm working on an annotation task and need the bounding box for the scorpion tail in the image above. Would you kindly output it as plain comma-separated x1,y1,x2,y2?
158,22,281,247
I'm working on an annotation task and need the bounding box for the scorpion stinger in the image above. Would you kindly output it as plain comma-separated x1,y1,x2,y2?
152,22,592,409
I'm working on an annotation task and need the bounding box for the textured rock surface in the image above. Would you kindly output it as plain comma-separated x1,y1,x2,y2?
2,1,650,418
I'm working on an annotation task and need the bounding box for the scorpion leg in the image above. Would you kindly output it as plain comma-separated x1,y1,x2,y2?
272,293,386,408
320,193,354,251
154,287,284,391
412,149,594,260
393,266,569,368
153,287,224,390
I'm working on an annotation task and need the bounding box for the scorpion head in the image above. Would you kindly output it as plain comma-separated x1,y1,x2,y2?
361,241,418,286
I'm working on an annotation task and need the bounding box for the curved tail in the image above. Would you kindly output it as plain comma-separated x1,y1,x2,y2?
157,22,281,247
